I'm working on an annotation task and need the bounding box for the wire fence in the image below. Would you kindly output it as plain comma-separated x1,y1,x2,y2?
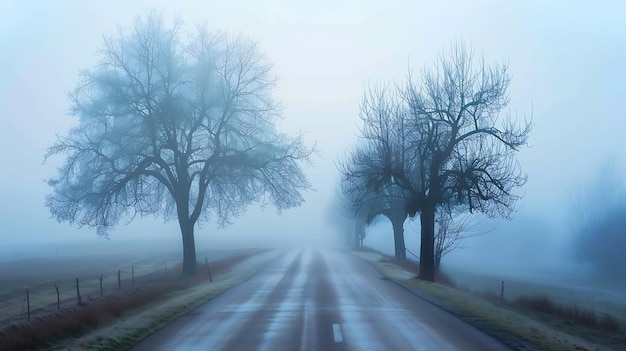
1,261,178,325
0,249,259,329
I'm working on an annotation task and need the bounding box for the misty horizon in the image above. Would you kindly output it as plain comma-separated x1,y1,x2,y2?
2,1,626,286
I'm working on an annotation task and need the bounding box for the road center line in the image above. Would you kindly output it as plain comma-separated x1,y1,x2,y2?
332,323,343,343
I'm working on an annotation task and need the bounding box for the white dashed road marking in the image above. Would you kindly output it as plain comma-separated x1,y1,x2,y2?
333,323,343,343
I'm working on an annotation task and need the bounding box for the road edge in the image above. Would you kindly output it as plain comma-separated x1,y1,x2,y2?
44,249,283,351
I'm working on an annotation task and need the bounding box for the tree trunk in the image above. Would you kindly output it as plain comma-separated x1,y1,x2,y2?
354,220,365,249
390,213,406,260
419,204,436,282
180,219,197,277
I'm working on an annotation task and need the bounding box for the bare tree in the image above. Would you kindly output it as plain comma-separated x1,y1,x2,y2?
44,12,313,276
327,184,369,248
396,41,531,281
343,42,529,281
569,160,626,281
338,85,414,259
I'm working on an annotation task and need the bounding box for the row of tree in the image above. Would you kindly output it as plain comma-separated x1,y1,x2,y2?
44,13,531,282
337,42,531,281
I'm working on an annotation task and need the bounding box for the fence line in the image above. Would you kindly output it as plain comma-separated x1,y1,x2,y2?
3,261,182,324
1,253,238,326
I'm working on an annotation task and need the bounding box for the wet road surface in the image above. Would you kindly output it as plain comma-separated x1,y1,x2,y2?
132,247,509,350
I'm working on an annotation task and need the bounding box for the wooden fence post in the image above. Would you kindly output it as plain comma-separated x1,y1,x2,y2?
76,278,83,305
132,266,134,286
205,258,212,283
500,280,505,301
100,274,103,296
26,289,30,321
118,270,121,290
55,284,60,310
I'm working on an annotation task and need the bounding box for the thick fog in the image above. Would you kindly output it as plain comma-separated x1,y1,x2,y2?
1,1,625,283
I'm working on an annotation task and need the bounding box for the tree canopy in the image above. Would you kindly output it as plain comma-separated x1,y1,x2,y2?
45,12,313,276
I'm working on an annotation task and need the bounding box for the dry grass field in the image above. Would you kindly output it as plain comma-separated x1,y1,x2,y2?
0,246,252,327
444,267,626,331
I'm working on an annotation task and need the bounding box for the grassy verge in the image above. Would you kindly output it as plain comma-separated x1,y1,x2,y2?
515,296,621,333
0,249,279,351
353,250,625,351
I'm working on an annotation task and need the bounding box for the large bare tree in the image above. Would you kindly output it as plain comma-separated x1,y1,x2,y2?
396,42,531,281
45,13,313,276
342,42,530,281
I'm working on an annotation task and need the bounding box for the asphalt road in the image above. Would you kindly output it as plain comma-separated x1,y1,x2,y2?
132,247,509,351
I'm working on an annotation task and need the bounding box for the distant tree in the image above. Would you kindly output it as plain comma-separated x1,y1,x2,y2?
570,161,626,280
376,188,409,259
391,41,531,281
327,185,368,248
575,205,626,280
44,12,313,276
358,183,407,255
338,86,413,259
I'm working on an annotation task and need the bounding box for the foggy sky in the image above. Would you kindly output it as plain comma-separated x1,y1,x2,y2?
1,1,625,275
